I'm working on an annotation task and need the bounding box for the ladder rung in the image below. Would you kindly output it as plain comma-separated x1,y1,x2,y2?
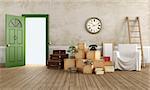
131,36,140,38
130,25,138,27
130,30,140,32
131,42,140,44
129,20,136,22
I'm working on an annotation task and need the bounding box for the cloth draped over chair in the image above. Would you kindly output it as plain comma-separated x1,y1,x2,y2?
114,44,141,71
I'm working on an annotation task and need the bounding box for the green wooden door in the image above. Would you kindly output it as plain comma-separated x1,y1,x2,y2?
6,15,25,67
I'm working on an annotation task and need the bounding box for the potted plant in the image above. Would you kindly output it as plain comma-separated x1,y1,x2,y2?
67,45,77,59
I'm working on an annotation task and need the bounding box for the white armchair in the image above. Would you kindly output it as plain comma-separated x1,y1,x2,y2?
114,44,141,71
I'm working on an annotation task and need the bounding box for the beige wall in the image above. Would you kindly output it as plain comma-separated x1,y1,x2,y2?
0,0,150,46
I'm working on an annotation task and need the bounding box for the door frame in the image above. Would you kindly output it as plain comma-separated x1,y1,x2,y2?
22,14,49,66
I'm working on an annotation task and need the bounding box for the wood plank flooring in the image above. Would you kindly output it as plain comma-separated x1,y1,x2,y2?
0,64,150,90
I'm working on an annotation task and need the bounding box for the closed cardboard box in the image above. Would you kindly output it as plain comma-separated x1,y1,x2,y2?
75,50,85,59
78,42,86,50
95,68,104,75
104,61,113,66
95,68,104,72
86,51,95,60
86,51,101,60
93,60,105,68
95,70,104,75
76,59,85,72
64,59,75,70
104,66,115,72
95,51,101,60
83,65,93,74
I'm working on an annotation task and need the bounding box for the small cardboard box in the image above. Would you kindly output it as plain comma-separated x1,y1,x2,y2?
95,68,104,75
104,61,113,66
95,51,101,60
83,65,93,74
64,59,75,70
76,59,86,72
86,51,95,60
86,51,101,60
95,70,104,75
95,68,104,72
75,50,85,59
77,42,86,50
104,66,115,72
93,60,105,68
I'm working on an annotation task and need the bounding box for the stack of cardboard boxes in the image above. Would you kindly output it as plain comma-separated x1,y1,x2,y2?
93,60,114,74
64,42,115,74
75,42,87,72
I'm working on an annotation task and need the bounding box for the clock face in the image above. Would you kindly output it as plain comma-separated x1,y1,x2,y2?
85,17,102,34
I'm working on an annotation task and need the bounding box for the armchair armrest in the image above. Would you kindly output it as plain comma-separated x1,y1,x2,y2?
113,50,121,64
114,51,120,58
135,51,141,71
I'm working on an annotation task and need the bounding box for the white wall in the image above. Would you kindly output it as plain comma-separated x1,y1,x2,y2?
50,0,150,46
0,0,150,46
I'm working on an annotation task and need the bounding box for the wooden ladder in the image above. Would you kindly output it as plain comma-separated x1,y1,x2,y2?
126,17,145,67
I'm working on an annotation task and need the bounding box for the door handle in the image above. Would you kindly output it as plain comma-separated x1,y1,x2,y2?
48,43,51,45
48,41,52,45
6,44,10,47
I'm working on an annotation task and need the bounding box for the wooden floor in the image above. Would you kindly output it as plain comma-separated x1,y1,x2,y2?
0,64,150,90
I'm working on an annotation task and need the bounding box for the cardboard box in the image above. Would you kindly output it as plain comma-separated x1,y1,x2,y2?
64,59,75,70
95,51,101,60
95,68,104,72
77,42,86,50
86,51,95,60
104,66,115,72
76,59,86,72
86,51,101,60
95,68,104,75
83,65,93,74
75,50,85,59
93,60,105,68
95,70,104,75
104,61,113,66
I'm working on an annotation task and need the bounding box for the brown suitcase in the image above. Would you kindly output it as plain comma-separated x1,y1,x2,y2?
50,54,68,60
47,60,62,69
53,50,66,54
47,50,68,69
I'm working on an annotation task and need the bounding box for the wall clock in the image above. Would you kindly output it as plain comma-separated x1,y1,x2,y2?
85,17,102,34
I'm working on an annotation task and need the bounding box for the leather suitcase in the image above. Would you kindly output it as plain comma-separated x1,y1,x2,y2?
47,50,68,69
47,60,62,69
53,50,66,54
50,54,68,60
